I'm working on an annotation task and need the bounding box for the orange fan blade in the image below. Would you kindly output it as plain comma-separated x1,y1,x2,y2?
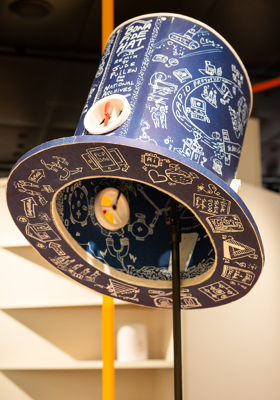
104,101,112,127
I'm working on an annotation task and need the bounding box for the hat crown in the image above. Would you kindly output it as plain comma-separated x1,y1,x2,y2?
77,13,252,186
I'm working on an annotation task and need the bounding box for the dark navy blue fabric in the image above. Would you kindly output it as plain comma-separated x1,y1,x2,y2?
75,14,252,186
57,178,214,281
6,15,264,309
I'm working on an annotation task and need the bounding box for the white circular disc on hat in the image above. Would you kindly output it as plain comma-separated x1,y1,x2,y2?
94,187,130,230
84,94,131,135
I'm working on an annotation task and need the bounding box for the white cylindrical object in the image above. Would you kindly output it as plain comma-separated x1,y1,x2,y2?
84,94,131,135
117,323,148,362
94,187,130,231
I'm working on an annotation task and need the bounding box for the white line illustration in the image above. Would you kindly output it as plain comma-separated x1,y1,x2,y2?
174,132,205,164
36,242,47,249
106,237,130,272
38,195,47,206
106,279,140,302
168,26,200,50
206,214,244,233
181,289,202,309
68,183,89,227
149,103,168,129
228,96,249,138
26,222,61,243
186,97,210,123
84,270,101,283
148,169,168,183
199,60,222,76
137,119,158,143
141,152,164,168
59,167,83,181
223,237,258,260
148,288,201,308
41,156,69,172
154,296,173,308
95,31,116,79
116,19,153,56
38,212,51,221
213,82,233,104
212,158,223,175
48,255,76,271
198,281,239,301
28,169,45,183
201,85,218,108
13,180,41,196
21,197,37,218
165,164,199,185
173,68,192,83
193,190,231,215
128,213,153,241
152,54,168,63
41,185,54,193
69,266,91,280
81,147,129,172
181,257,214,280
232,64,244,88
49,242,66,256
149,72,178,97
221,265,255,286
166,58,179,68
170,58,249,176
17,215,29,224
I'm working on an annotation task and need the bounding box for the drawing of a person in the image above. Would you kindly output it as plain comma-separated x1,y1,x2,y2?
159,106,167,129
152,108,160,128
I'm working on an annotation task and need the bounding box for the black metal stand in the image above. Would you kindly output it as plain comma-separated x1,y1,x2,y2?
166,198,183,400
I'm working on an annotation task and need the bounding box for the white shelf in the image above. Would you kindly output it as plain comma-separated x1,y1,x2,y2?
115,359,173,369
0,300,102,309
0,244,132,309
0,177,174,400
0,359,173,371
0,298,129,310
1,239,30,248
0,360,103,371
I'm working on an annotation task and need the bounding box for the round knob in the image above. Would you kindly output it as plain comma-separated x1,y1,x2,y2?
94,187,130,230
84,94,131,135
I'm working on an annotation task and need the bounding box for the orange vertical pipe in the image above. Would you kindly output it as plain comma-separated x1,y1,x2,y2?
101,2,115,400
102,0,114,51
102,294,115,400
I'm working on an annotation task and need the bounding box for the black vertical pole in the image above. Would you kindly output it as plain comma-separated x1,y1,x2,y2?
167,198,182,400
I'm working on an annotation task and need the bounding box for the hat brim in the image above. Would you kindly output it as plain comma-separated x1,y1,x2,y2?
7,135,264,309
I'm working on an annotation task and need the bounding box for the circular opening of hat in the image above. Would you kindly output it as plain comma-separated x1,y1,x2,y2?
53,177,216,289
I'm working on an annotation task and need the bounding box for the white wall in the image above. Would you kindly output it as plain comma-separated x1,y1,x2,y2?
182,118,280,400
2,118,280,399
236,118,262,187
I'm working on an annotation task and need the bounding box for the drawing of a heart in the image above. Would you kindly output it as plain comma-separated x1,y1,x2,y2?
148,170,168,183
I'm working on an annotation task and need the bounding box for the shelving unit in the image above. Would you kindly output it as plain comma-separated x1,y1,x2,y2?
0,178,174,400
1,360,173,371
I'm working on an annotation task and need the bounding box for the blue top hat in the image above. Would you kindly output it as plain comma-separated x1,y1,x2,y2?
6,14,264,309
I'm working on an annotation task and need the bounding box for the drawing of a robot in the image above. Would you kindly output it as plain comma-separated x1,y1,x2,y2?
186,98,210,123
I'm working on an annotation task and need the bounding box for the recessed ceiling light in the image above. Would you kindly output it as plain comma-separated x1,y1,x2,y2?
9,0,53,19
